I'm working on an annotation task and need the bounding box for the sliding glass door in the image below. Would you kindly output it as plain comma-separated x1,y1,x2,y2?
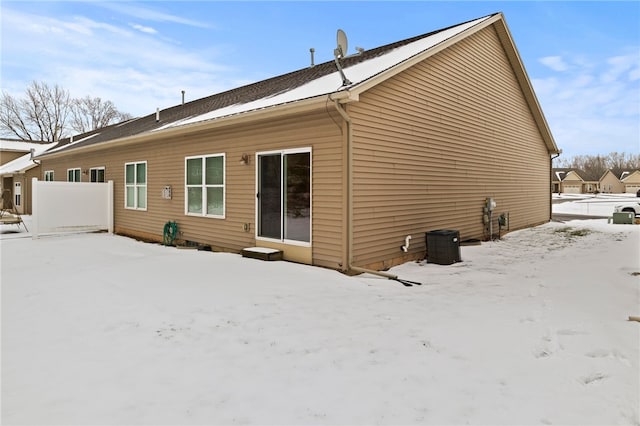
258,149,311,244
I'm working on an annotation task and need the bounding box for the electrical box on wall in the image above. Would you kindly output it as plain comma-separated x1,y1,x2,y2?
485,197,496,211
162,186,172,200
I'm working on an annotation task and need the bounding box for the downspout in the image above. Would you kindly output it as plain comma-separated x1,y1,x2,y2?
30,148,41,165
331,97,404,282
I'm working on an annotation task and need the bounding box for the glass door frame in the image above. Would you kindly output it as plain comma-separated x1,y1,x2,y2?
255,147,312,247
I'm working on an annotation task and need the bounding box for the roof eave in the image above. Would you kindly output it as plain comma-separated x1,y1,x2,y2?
0,160,39,176
38,93,351,160
491,14,560,155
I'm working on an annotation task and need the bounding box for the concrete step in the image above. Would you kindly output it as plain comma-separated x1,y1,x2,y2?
241,247,283,261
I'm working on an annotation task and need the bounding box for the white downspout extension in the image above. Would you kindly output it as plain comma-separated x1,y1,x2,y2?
332,98,401,281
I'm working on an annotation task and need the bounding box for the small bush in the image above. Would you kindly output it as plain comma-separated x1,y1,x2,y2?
569,229,591,237
554,227,591,238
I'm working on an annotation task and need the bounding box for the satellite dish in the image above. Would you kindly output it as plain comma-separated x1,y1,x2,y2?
333,29,352,86
336,29,348,58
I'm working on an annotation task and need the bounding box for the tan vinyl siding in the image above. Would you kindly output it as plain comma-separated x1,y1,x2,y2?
0,151,25,166
599,172,623,193
349,24,552,269
40,109,345,269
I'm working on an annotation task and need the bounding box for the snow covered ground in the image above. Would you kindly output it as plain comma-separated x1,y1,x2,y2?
1,198,639,425
552,192,639,217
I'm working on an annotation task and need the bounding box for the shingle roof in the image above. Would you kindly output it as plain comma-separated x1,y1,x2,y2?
42,14,497,157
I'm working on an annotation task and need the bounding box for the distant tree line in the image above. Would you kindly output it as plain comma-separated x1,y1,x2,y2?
553,152,640,179
0,81,132,142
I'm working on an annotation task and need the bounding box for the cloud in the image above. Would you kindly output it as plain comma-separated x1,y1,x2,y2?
97,3,211,28
603,54,639,83
539,56,569,72
130,23,157,34
1,6,233,117
532,50,640,158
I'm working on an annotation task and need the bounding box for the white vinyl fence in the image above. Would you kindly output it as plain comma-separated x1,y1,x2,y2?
31,178,113,239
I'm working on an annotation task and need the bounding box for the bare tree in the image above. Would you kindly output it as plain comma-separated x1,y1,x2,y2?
70,96,133,134
607,151,640,175
1,81,71,141
1,81,132,141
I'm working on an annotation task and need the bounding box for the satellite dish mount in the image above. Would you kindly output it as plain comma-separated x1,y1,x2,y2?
334,29,352,86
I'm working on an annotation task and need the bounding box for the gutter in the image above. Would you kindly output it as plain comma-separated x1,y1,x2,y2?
331,96,420,286
38,94,337,161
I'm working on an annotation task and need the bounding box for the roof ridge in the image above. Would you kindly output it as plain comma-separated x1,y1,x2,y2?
158,12,500,118
39,13,501,156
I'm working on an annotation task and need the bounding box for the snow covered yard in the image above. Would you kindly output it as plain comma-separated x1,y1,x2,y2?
1,216,639,425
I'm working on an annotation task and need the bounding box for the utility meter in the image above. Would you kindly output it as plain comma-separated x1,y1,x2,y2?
486,198,496,211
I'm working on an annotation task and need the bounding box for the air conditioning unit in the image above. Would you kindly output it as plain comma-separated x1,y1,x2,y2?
426,230,461,265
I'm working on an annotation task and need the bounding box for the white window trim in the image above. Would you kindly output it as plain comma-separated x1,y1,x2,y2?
255,147,312,247
67,168,81,182
185,153,226,219
90,166,106,183
124,161,147,211
44,170,54,181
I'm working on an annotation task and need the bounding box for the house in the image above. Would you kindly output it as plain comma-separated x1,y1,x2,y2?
0,139,57,214
621,170,640,194
557,169,587,194
555,168,640,195
552,168,604,194
552,168,571,193
599,169,625,194
37,12,559,273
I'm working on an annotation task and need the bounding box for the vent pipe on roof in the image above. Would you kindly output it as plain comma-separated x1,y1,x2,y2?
309,48,315,67
181,90,185,105
156,108,160,122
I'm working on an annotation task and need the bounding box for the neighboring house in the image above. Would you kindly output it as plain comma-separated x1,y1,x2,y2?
552,168,571,193
0,139,57,214
553,168,603,194
621,170,640,194
580,170,601,194
559,170,585,194
37,13,559,272
599,169,625,194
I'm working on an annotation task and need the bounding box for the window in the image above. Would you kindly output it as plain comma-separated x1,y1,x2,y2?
125,162,146,210
90,167,105,183
67,168,81,182
185,154,225,218
44,170,54,181
257,149,311,244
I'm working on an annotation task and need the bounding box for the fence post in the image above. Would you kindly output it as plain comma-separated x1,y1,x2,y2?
31,177,39,239
107,180,114,234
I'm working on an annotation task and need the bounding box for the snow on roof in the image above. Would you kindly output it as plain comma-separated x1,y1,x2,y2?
0,139,51,152
0,142,58,174
158,15,491,130
43,133,100,155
